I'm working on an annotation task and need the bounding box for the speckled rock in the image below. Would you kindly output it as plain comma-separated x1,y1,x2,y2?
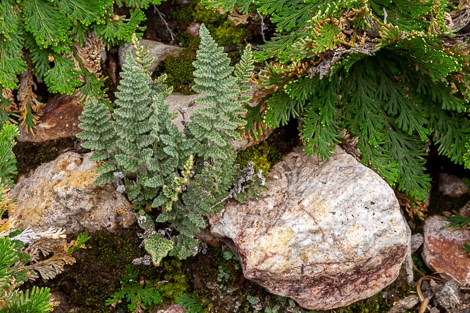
422,215,470,286
118,39,181,73
438,173,468,198
10,152,135,234
209,146,411,310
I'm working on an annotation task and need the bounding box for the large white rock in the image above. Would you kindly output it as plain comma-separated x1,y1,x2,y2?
11,152,135,234
209,147,411,310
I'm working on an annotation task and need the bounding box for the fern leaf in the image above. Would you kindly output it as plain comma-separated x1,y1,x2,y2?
96,9,146,48
22,0,71,52
143,232,174,267
0,1,26,90
44,57,82,94
58,0,107,26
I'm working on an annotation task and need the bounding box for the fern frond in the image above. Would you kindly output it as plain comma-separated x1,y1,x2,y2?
21,0,72,52
96,9,146,48
3,286,51,313
44,57,82,94
0,1,26,90
58,0,107,26
0,124,19,188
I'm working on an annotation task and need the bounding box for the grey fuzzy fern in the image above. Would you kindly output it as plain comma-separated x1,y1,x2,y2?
77,25,254,265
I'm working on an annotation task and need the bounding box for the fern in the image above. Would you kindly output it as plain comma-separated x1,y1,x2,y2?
106,264,163,312
206,0,470,201
76,97,117,185
176,293,206,313
0,124,19,188
78,26,253,265
0,0,162,124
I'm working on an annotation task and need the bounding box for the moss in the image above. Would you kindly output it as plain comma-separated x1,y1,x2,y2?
156,258,190,302
13,137,77,178
158,48,196,94
40,228,146,312
236,141,283,177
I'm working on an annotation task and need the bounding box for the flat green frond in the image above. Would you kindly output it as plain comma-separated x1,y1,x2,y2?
58,0,107,26
44,57,82,94
200,0,252,13
4,286,51,313
22,0,72,52
96,9,146,48
0,2,26,89
0,124,19,187
264,91,304,127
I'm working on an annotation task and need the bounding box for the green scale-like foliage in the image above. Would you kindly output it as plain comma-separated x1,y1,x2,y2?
0,237,51,312
0,0,161,98
0,124,20,188
78,26,253,265
206,0,470,201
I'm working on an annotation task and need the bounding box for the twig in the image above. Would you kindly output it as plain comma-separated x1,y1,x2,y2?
154,6,176,43
258,13,266,43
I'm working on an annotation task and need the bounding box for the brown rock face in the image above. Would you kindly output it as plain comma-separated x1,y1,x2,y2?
422,215,470,286
210,147,410,310
18,95,83,143
10,152,135,234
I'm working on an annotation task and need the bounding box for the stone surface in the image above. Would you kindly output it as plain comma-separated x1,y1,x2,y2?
155,305,186,313
438,172,468,198
18,95,83,143
422,215,470,286
387,295,419,313
411,233,424,253
118,39,182,73
10,152,135,234
209,146,410,310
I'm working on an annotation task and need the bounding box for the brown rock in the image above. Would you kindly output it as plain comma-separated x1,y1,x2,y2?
18,95,83,143
422,215,470,286
10,152,135,234
438,173,468,198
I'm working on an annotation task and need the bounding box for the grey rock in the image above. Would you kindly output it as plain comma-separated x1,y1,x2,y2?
387,295,419,313
209,146,411,310
439,173,468,198
118,39,181,73
411,233,424,253
434,280,462,310
10,152,135,234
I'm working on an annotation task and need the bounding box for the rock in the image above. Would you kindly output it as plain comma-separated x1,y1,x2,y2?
411,233,424,253
387,295,419,313
118,39,182,73
434,280,463,310
422,215,470,286
10,152,135,234
438,173,468,197
209,146,410,310
165,93,201,132
165,93,251,150
155,304,186,313
18,95,83,143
